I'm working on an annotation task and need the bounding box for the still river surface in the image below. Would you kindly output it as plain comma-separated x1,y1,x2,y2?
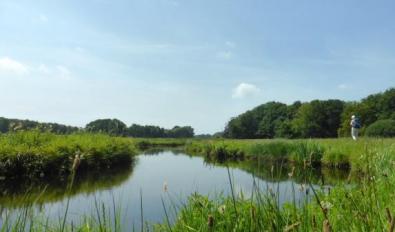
0,149,347,229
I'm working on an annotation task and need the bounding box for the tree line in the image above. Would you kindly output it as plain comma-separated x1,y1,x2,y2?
0,117,195,138
224,88,395,138
85,119,195,138
0,117,80,134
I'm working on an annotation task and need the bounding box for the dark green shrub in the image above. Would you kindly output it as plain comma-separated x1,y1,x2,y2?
365,120,395,137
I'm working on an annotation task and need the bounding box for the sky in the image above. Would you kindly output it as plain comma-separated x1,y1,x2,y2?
0,0,395,134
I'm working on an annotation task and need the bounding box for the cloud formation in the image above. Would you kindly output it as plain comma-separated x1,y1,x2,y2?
0,57,29,75
232,83,260,99
56,65,72,80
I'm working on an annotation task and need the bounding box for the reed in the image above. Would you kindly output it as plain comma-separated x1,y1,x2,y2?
0,131,136,181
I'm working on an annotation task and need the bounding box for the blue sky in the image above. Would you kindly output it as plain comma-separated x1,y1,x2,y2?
0,0,394,134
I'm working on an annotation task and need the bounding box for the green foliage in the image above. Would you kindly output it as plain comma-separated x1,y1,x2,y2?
0,131,136,181
128,124,194,138
249,141,292,161
338,88,395,136
291,141,324,164
365,119,395,137
85,118,127,136
128,124,166,137
224,101,301,139
0,117,79,134
224,88,395,139
2,138,395,231
292,100,344,138
166,126,194,138
184,138,395,172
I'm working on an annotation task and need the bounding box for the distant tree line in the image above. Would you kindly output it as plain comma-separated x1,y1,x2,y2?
0,117,195,138
224,88,395,138
0,117,80,134
85,119,195,138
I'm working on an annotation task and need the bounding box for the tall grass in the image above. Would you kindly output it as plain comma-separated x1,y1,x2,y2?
155,143,395,231
2,136,395,231
0,131,136,181
185,138,395,173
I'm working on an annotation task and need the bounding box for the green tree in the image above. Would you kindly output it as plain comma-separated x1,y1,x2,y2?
0,117,10,133
85,119,127,136
292,100,344,138
365,119,395,137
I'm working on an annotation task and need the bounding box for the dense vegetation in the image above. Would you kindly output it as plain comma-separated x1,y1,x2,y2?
0,131,136,181
0,117,195,138
365,119,395,137
0,117,79,134
224,88,395,139
86,119,194,138
3,139,395,231
156,144,395,231
185,138,395,172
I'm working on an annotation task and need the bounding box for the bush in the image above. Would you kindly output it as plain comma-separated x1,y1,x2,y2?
365,120,395,137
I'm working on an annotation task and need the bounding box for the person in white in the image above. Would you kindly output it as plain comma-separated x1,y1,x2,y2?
350,115,360,140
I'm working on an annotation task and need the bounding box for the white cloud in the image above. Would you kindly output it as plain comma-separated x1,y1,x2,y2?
232,83,260,99
39,14,48,22
216,51,233,60
0,57,29,75
38,64,51,74
56,65,71,80
225,41,236,48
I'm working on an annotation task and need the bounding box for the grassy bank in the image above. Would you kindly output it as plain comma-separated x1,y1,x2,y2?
132,138,187,150
2,135,395,231
0,131,137,181
3,144,395,231
185,138,395,172
155,143,395,231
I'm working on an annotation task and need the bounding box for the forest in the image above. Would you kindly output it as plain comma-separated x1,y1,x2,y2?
224,88,395,139
0,117,194,138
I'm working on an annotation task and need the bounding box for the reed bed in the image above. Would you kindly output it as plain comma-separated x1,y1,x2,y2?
185,138,395,172
0,131,137,181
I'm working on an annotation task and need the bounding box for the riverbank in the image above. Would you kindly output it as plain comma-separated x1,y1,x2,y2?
155,141,395,231
0,131,136,181
2,134,395,231
3,144,395,231
185,138,395,172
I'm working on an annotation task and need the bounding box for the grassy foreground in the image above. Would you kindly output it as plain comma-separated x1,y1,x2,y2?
154,141,395,231
3,143,395,231
2,135,395,231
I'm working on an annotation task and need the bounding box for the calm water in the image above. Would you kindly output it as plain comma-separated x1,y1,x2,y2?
0,150,347,229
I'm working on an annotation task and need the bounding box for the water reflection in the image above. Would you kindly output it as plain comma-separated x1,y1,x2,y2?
0,162,135,208
0,149,349,229
203,158,350,186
